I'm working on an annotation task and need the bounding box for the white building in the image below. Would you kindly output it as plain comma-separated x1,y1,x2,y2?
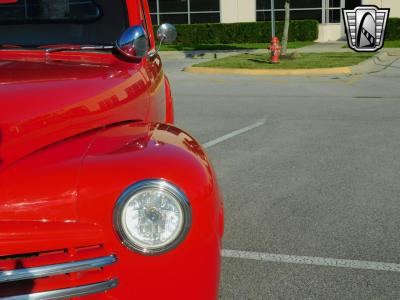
149,0,400,42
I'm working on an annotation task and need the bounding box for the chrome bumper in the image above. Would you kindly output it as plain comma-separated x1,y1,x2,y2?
2,279,118,300
0,255,118,299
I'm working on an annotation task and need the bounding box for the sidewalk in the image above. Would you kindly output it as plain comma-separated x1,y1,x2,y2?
160,48,263,60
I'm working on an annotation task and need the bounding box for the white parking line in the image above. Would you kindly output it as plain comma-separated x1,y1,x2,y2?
203,120,266,149
222,249,400,273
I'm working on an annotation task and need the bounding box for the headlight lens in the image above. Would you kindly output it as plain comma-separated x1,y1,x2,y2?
114,180,192,255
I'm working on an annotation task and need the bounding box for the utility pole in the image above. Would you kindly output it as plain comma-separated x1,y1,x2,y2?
271,0,275,38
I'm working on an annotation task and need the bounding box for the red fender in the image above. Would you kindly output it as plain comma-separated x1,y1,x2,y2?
78,122,223,299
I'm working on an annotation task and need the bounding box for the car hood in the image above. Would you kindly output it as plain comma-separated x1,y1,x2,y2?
0,126,106,256
0,53,149,171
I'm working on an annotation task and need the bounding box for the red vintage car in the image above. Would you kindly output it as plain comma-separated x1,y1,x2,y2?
0,0,224,299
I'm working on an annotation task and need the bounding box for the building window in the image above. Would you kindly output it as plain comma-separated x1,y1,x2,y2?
257,10,323,23
256,0,354,24
150,0,220,25
345,0,361,9
324,0,341,23
256,0,323,22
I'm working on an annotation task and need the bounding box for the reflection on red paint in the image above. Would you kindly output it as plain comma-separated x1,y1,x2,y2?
0,0,18,4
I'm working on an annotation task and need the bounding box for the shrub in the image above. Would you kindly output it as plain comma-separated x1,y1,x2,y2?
386,18,400,41
154,20,319,45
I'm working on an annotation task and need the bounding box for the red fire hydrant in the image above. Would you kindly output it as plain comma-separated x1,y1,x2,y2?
268,37,282,64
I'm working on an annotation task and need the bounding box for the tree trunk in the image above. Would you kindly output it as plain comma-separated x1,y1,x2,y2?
281,0,290,56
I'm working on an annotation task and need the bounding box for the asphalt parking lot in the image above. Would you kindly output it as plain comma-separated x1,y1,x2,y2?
162,56,400,299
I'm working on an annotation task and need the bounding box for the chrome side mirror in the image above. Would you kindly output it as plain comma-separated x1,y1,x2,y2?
147,23,177,59
157,23,177,44
116,26,149,59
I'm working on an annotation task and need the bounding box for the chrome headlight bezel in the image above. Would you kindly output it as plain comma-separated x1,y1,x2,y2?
113,180,192,255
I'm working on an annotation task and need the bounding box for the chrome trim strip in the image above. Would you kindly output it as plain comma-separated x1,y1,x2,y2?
0,255,116,283
1,279,118,300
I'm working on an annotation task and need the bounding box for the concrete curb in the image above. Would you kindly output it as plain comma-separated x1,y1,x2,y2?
185,66,352,76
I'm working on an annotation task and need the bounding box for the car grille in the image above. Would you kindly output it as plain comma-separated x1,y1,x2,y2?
0,245,118,299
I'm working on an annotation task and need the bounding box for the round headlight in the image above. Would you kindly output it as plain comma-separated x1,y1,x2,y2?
114,180,192,255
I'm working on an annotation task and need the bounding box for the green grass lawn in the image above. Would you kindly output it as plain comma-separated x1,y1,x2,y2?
160,41,314,51
381,40,400,48
342,40,400,48
193,52,374,69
